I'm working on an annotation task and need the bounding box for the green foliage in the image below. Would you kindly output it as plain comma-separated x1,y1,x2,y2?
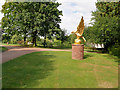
11,34,22,44
89,2,120,50
59,29,68,44
2,39,8,44
108,43,120,58
1,2,62,47
2,34,11,43
37,39,44,46
46,39,53,48
17,40,24,45
62,41,71,48
53,39,61,47
95,2,119,17
1,46,8,52
69,33,76,44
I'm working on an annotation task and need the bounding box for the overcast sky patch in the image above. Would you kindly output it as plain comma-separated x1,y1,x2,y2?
57,0,97,34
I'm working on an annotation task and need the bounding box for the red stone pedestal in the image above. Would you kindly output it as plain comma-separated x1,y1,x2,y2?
72,44,84,60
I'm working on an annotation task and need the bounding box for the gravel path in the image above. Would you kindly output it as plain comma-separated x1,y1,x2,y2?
2,45,71,63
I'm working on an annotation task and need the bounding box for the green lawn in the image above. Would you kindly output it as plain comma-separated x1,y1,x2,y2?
0,43,20,46
2,51,118,88
0,46,8,52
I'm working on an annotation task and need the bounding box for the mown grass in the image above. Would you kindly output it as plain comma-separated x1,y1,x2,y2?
2,51,118,88
0,46,8,52
0,43,20,46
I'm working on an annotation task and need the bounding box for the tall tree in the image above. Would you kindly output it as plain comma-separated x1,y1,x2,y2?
38,2,62,47
1,2,18,37
1,2,62,47
90,2,119,50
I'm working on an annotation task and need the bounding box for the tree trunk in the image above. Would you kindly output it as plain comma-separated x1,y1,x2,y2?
32,37,34,47
34,36,37,46
44,34,46,48
61,40,63,47
32,30,37,47
24,36,26,45
34,30,37,46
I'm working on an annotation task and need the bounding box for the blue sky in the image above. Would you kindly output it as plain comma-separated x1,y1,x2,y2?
57,0,97,34
0,0,97,34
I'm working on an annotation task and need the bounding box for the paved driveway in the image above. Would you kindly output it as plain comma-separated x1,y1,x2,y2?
2,45,71,63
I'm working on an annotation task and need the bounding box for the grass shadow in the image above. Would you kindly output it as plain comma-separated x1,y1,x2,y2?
84,54,93,59
114,58,120,65
102,53,120,65
84,48,106,54
0,46,8,52
2,51,55,88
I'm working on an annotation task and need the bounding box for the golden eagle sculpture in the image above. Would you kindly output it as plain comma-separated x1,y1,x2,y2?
71,16,86,44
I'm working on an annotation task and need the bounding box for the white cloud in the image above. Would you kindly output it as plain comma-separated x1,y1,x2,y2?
57,0,97,34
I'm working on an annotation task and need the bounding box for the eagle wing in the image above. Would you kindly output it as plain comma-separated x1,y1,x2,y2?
76,16,84,36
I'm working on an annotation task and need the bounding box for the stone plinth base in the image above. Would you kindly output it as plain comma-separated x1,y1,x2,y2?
72,44,84,60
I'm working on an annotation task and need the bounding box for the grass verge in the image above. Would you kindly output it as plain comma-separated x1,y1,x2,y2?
2,51,118,88
0,46,8,52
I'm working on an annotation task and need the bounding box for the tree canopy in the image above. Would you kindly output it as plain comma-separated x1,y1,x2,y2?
1,2,62,47
87,2,120,50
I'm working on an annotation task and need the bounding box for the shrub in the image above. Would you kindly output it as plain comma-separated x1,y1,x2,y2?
108,43,120,57
63,41,71,48
11,34,22,44
54,39,61,47
2,39,8,43
46,40,53,48
17,40,24,45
